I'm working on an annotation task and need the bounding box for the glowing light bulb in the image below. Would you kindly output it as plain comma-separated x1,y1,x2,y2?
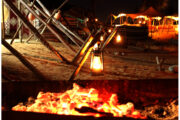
116,34,121,43
100,36,104,41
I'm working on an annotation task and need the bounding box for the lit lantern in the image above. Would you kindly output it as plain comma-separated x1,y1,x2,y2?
95,18,98,22
90,43,103,75
100,35,104,42
108,29,112,33
116,34,122,43
28,13,35,21
54,11,61,20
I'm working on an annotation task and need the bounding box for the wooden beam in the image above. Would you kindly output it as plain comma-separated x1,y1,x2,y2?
4,0,70,64
10,0,36,44
2,39,48,81
19,0,77,53
69,32,101,81
71,34,93,64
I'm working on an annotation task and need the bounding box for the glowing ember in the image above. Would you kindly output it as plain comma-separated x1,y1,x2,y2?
12,83,146,119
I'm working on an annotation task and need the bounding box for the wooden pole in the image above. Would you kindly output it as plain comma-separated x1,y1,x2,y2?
33,3,81,47
2,0,5,40
71,34,93,64
69,32,101,81
2,39,49,81
100,27,117,51
10,0,36,45
19,0,77,53
18,0,22,43
4,0,70,64
37,0,84,44
68,47,93,81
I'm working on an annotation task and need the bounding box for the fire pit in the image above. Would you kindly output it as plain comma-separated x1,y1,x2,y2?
2,79,178,120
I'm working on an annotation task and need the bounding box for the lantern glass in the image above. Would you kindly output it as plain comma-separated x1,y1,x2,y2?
90,51,103,75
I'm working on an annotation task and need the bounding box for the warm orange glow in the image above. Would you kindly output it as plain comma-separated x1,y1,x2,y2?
54,11,61,20
93,43,99,50
80,36,94,55
91,56,102,72
2,5,9,22
12,83,146,119
116,34,121,43
100,36,104,41
108,29,112,33
95,18,98,22
28,13,35,21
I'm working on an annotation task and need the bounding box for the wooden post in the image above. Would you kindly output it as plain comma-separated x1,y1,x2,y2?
100,27,117,51
10,0,36,44
4,0,70,64
71,34,93,64
36,0,83,47
2,39,49,81
69,32,101,81
2,0,5,40
19,0,77,53
18,0,22,43
69,47,93,81
33,3,81,47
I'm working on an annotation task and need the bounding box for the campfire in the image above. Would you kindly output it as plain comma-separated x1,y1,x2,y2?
12,83,146,119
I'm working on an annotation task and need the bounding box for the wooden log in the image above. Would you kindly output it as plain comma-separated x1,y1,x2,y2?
4,0,69,64
19,0,77,53
2,39,48,81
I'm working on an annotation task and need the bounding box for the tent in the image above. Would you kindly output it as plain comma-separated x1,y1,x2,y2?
138,6,162,17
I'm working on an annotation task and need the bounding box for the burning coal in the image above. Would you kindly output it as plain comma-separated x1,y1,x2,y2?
12,83,146,119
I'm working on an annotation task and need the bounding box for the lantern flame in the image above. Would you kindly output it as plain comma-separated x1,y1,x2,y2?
91,56,102,72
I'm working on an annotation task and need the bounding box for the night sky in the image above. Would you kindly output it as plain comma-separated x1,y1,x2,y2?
41,0,178,22
69,0,178,21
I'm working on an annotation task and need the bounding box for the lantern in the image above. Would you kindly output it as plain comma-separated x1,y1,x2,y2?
116,34,122,43
54,11,61,20
90,43,103,75
100,35,104,42
28,13,35,21
108,29,112,33
95,18,98,22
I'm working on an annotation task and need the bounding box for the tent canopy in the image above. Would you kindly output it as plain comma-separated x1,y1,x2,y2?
138,6,162,17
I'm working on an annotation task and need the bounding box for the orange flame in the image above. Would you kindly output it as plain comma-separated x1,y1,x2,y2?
12,83,146,119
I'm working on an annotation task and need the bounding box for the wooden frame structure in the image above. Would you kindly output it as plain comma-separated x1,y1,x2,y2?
2,0,117,81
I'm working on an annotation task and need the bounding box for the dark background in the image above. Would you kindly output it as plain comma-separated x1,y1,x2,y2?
40,0,178,21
